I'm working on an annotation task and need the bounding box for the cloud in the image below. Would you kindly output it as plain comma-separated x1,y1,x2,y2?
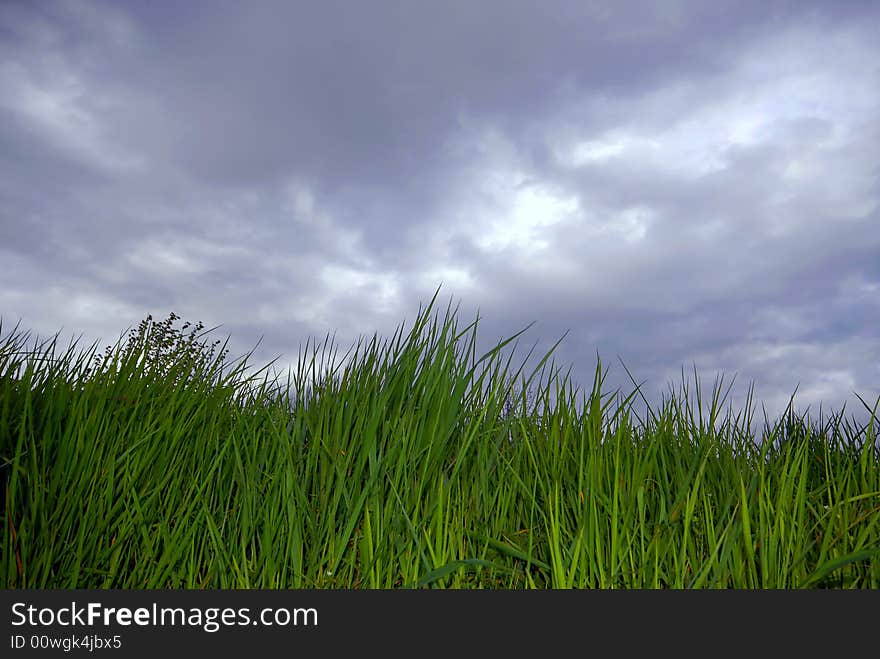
1,0,878,435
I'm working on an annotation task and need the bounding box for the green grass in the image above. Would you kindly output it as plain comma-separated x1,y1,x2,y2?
2,291,878,588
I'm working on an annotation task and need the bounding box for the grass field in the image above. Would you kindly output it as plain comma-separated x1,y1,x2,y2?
2,292,879,588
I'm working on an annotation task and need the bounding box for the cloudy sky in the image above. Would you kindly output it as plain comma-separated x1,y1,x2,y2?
2,0,878,436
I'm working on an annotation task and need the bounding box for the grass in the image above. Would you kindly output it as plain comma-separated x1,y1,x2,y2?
2,290,879,588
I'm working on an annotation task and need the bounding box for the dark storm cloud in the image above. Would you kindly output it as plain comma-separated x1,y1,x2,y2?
1,0,878,434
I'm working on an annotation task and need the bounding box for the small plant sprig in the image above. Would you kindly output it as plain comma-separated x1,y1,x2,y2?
86,312,230,392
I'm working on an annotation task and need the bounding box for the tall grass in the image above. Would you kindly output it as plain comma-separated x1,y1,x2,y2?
2,291,878,588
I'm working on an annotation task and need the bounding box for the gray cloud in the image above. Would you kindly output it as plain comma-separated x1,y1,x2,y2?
1,0,878,436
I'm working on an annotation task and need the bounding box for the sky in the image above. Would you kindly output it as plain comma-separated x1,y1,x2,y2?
1,0,878,438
